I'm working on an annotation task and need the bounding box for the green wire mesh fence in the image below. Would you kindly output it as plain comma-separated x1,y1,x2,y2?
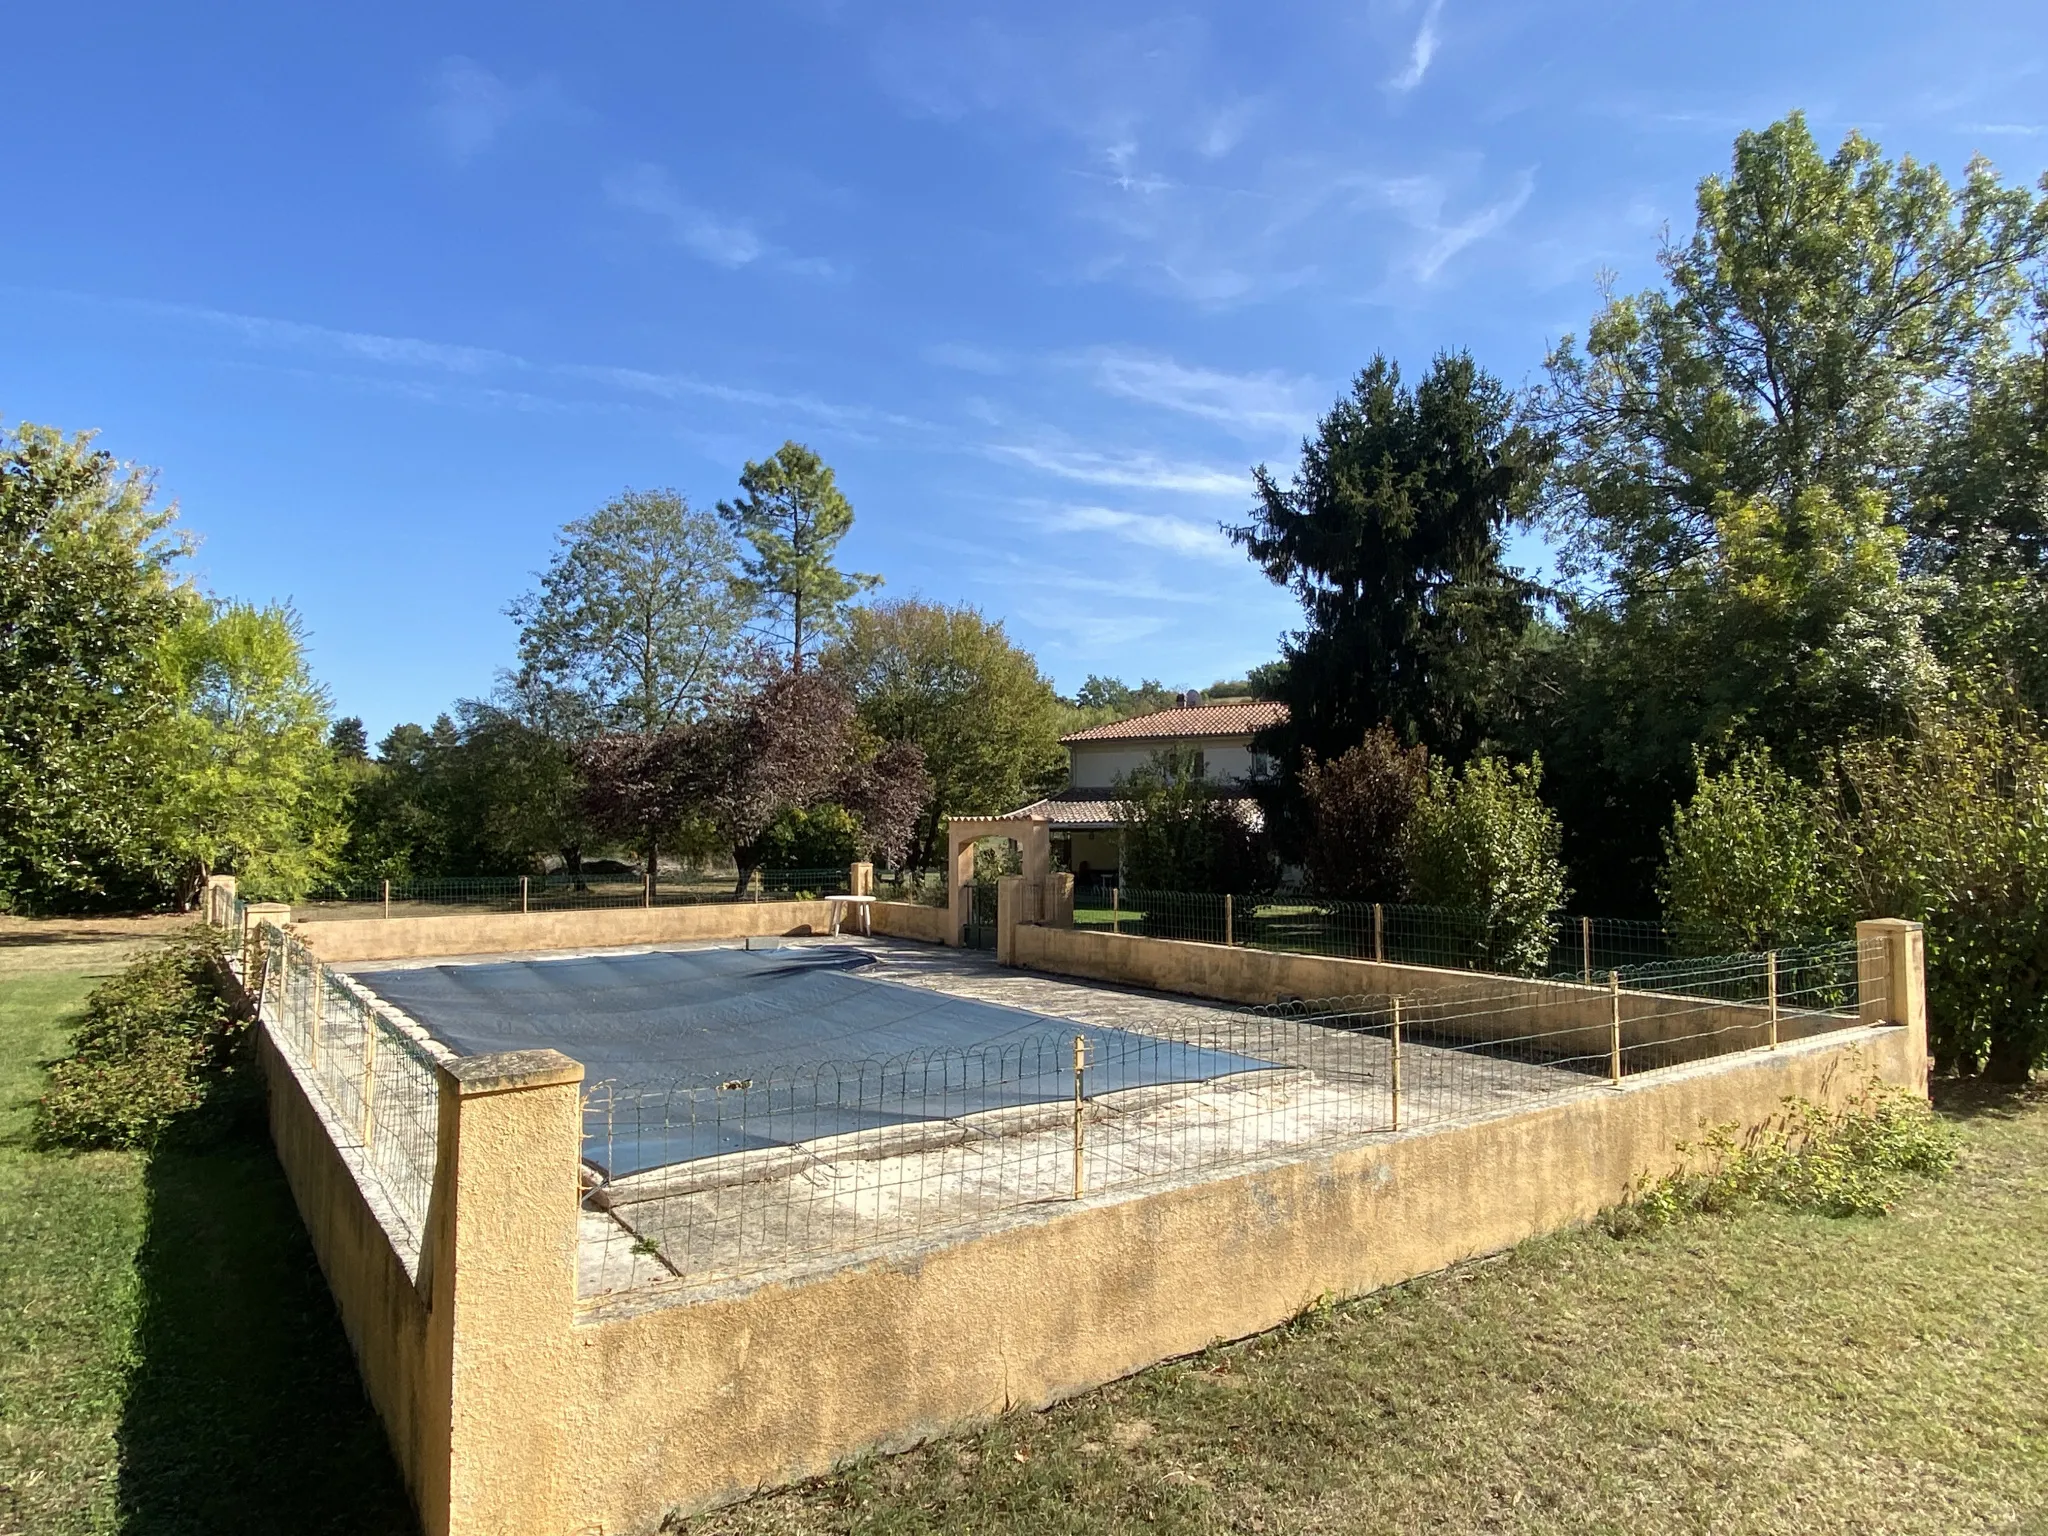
293,867,853,920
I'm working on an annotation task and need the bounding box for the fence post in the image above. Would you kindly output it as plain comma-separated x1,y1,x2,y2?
383,879,391,919
1373,902,1385,963
309,960,324,1070
1767,950,1779,1049
1581,916,1593,983
521,875,529,915
1389,996,1402,1131
1072,1034,1087,1199
1608,970,1623,1085
644,868,653,909
1224,894,1233,948
359,1011,381,1147
1111,886,1120,936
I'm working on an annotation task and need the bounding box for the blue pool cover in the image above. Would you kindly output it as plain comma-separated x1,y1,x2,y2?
349,945,1272,1175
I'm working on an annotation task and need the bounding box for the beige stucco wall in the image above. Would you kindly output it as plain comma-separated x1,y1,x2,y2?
1008,923,1841,1066
869,899,953,945
257,1020,452,1528
561,1022,1917,1529
1068,739,1268,789
295,899,842,964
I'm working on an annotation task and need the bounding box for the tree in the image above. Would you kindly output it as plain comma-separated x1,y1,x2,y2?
328,717,369,760
1297,726,1429,901
718,442,878,672
1658,746,1844,953
1539,112,2048,586
138,601,342,903
0,423,192,910
1405,756,1568,976
1836,701,2048,1082
509,489,752,735
1231,352,1545,775
1111,746,1277,899
824,600,1065,870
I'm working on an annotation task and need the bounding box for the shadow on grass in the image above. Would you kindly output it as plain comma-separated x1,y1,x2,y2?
116,1106,418,1536
1931,1076,2047,1124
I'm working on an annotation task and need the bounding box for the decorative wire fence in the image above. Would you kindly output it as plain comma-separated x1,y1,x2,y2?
1068,884,1837,979
238,919,447,1262
292,867,852,921
873,870,948,907
578,936,1882,1298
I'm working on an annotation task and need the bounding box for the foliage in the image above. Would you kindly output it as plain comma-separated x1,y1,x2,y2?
1405,756,1567,975
138,601,343,904
328,716,369,760
1296,726,1429,901
718,442,878,672
755,803,862,870
1231,351,1544,775
1067,676,1186,730
34,932,246,1150
1659,746,1845,953
825,599,1066,870
508,488,751,735
1836,701,2048,1081
0,422,194,911
1539,112,2048,583
1605,1078,1959,1233
1112,746,1277,899
578,671,930,887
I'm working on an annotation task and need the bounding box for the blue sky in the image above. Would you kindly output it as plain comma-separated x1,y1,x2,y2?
6,1,2046,739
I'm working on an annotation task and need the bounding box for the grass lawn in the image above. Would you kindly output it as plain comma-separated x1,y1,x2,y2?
0,967,416,1536
1,957,2044,1536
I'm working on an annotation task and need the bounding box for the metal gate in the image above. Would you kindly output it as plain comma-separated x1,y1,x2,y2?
961,881,998,949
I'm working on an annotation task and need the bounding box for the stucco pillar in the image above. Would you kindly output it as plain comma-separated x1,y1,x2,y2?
848,861,874,898
204,873,238,926
427,1048,585,1536
1857,918,1929,1095
1046,871,1075,929
995,875,1025,966
948,830,975,947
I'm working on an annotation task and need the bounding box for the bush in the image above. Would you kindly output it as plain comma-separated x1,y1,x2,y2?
1605,1077,1958,1234
1405,756,1568,975
35,930,249,1150
1837,701,2048,1081
1297,726,1428,901
1659,745,1846,953
1112,745,1278,900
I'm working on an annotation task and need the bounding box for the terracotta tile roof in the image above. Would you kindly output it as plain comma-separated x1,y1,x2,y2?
1002,787,1265,830
1060,700,1287,744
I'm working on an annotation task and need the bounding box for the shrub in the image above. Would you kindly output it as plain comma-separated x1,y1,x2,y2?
1837,701,2048,1081
1405,755,1568,975
34,930,249,1150
1297,726,1428,901
1659,745,1847,953
1605,1077,1958,1234
1113,745,1278,899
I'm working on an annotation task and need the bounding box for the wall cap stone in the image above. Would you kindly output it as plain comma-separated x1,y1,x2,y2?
441,1048,585,1096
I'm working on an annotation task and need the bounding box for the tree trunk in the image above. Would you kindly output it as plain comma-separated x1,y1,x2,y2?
1984,1032,2038,1085
563,843,586,892
733,844,762,898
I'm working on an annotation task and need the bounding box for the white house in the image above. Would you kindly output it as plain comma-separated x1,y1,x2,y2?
1005,697,1287,881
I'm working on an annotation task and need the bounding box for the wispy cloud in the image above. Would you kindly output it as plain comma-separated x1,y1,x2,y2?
924,341,1010,375
39,289,922,437
604,163,839,278
425,57,561,165
1045,504,1240,562
1387,0,1446,94
988,440,1251,497
1083,349,1314,438
1368,168,1536,281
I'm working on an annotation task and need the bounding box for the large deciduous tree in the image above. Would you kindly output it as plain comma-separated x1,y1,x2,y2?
0,424,193,910
508,488,752,735
1231,351,1544,779
824,599,1065,871
718,442,878,672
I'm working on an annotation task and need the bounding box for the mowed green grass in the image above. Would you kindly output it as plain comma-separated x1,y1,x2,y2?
0,967,416,1536
3,960,2046,1536
698,1084,2048,1536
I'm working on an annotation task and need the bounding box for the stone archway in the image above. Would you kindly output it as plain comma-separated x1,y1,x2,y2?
944,816,1050,947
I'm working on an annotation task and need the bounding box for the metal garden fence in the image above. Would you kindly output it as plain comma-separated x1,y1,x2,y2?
292,867,852,921
578,936,1879,1297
